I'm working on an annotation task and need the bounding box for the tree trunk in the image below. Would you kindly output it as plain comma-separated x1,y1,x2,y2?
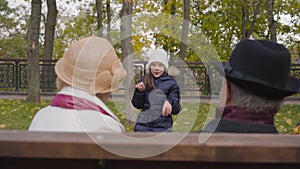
246,0,263,39
106,0,111,41
266,0,277,41
162,0,177,54
241,1,247,39
27,0,41,103
179,0,190,60
96,0,103,37
241,0,262,39
120,0,134,126
43,0,57,60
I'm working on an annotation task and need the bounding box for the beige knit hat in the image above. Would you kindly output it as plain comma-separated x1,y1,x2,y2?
55,36,127,94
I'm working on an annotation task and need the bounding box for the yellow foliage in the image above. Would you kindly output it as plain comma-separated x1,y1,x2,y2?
293,126,300,134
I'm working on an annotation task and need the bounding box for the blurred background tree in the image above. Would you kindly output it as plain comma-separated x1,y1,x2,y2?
1,0,299,61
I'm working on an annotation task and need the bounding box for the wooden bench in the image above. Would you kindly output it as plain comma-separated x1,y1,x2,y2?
0,130,299,169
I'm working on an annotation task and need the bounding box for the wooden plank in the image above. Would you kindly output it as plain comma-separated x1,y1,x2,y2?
1,158,99,169
109,160,300,169
0,130,300,164
1,158,300,169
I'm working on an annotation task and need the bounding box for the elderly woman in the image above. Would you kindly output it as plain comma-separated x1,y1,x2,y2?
29,36,127,133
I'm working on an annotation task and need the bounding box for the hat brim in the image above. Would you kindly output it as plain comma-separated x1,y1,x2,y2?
55,58,74,87
210,61,300,100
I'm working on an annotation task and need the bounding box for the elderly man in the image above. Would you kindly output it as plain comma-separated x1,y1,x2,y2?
203,39,300,133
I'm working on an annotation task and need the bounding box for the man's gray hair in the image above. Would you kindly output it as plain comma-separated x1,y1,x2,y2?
228,82,283,114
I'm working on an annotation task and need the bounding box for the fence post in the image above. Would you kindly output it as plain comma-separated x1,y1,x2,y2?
207,74,211,95
15,60,19,92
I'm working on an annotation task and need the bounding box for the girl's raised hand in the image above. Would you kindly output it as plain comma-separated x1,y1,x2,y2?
135,82,145,92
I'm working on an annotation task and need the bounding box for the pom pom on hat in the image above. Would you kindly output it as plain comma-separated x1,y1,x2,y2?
146,48,169,70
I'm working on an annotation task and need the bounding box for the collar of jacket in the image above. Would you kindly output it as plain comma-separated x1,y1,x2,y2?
216,106,274,125
56,86,119,121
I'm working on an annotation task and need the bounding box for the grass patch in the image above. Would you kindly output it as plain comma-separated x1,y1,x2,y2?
275,105,300,133
0,99,49,130
0,99,299,133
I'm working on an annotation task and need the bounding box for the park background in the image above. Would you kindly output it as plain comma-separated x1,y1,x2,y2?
0,0,300,133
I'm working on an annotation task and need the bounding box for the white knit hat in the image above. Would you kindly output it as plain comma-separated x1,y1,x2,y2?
146,48,169,70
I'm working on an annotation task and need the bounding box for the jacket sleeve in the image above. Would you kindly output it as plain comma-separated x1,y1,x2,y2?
166,81,181,115
131,88,146,109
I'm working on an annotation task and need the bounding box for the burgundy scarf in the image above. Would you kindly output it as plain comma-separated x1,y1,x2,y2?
216,106,274,125
51,94,118,121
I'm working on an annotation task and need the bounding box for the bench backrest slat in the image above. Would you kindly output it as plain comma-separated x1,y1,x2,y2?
0,130,300,163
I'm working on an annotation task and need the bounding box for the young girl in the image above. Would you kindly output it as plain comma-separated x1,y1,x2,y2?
132,49,181,132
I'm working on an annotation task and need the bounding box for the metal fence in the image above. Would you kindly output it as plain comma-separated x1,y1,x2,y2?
0,59,57,93
1,58,300,96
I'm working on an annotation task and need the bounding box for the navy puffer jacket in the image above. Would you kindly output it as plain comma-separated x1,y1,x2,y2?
132,72,181,132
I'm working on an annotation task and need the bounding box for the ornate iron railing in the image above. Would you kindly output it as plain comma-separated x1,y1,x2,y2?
1,59,300,95
0,59,57,93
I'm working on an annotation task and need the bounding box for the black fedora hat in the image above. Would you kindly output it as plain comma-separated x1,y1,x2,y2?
218,39,300,100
